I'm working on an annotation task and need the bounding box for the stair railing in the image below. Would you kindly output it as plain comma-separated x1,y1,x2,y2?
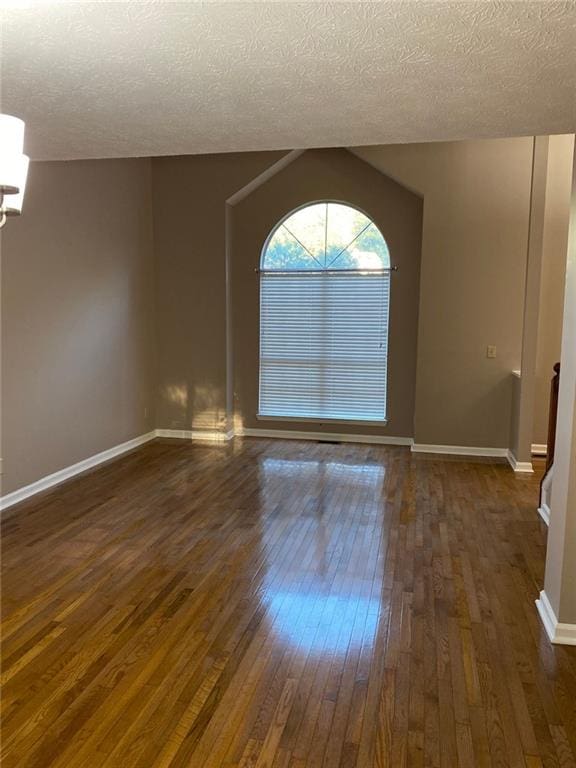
540,362,560,505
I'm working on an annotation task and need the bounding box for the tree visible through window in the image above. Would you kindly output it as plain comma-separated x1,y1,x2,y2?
259,202,391,423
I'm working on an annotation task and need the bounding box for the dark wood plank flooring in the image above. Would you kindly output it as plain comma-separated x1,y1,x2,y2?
1,438,575,767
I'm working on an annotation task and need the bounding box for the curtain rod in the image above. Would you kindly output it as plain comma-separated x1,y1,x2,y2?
256,267,398,276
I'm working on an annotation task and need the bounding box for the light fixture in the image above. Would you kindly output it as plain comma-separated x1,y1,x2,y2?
0,114,29,229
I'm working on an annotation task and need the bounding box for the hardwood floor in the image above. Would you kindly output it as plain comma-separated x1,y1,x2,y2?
1,438,575,767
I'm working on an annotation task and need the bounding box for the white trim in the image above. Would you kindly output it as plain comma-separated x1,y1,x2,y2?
227,149,306,206
237,427,413,446
0,431,157,512
155,429,193,440
537,504,551,526
512,369,522,379
256,414,388,428
506,450,534,473
536,590,576,645
0,428,237,512
411,443,508,458
531,443,548,456
155,429,234,442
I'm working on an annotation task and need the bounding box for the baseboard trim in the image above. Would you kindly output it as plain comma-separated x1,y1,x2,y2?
536,590,576,645
237,427,413,446
531,443,548,456
537,504,551,526
0,428,540,512
506,450,534,473
155,428,233,442
411,443,508,459
0,431,157,512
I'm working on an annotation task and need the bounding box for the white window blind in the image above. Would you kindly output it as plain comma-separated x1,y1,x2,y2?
259,272,390,422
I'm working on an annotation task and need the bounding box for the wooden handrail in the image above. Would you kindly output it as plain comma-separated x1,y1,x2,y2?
545,362,560,475
540,362,560,504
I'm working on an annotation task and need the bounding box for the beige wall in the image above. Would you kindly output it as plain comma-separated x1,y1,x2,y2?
151,151,285,432
543,146,576,626
512,137,549,466
1,159,156,494
353,138,534,448
534,135,575,447
231,148,422,438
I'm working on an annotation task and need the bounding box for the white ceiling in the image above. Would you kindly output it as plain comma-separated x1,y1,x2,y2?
1,1,575,161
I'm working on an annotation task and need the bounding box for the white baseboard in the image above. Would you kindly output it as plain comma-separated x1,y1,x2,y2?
237,427,413,446
411,443,508,459
155,428,233,442
536,590,576,645
1,428,237,512
0,431,157,512
506,450,534,474
531,443,548,456
0,427,539,513
537,504,550,526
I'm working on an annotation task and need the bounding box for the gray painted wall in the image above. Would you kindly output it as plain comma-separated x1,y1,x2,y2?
151,151,285,433
1,159,156,494
534,135,574,446
353,138,534,448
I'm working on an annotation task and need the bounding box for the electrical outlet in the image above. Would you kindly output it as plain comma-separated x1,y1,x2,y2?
486,345,497,359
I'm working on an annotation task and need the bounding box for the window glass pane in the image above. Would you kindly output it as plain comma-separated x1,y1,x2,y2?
325,203,372,265
262,202,388,272
329,223,390,270
264,225,319,270
280,203,326,266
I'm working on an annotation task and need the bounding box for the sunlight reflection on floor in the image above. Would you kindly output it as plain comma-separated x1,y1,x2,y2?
259,454,386,654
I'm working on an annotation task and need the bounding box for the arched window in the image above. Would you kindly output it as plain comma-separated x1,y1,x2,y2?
259,202,391,423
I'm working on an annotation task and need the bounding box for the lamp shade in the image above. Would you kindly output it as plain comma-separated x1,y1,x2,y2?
0,151,29,195
0,115,25,157
2,156,29,215
0,113,28,224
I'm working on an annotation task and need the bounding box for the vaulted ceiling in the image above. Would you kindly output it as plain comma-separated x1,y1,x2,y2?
2,1,575,160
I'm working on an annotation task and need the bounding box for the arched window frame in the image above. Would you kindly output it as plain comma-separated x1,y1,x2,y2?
258,201,392,425
260,200,391,273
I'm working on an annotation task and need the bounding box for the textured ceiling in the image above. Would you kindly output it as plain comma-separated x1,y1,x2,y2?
1,1,575,161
